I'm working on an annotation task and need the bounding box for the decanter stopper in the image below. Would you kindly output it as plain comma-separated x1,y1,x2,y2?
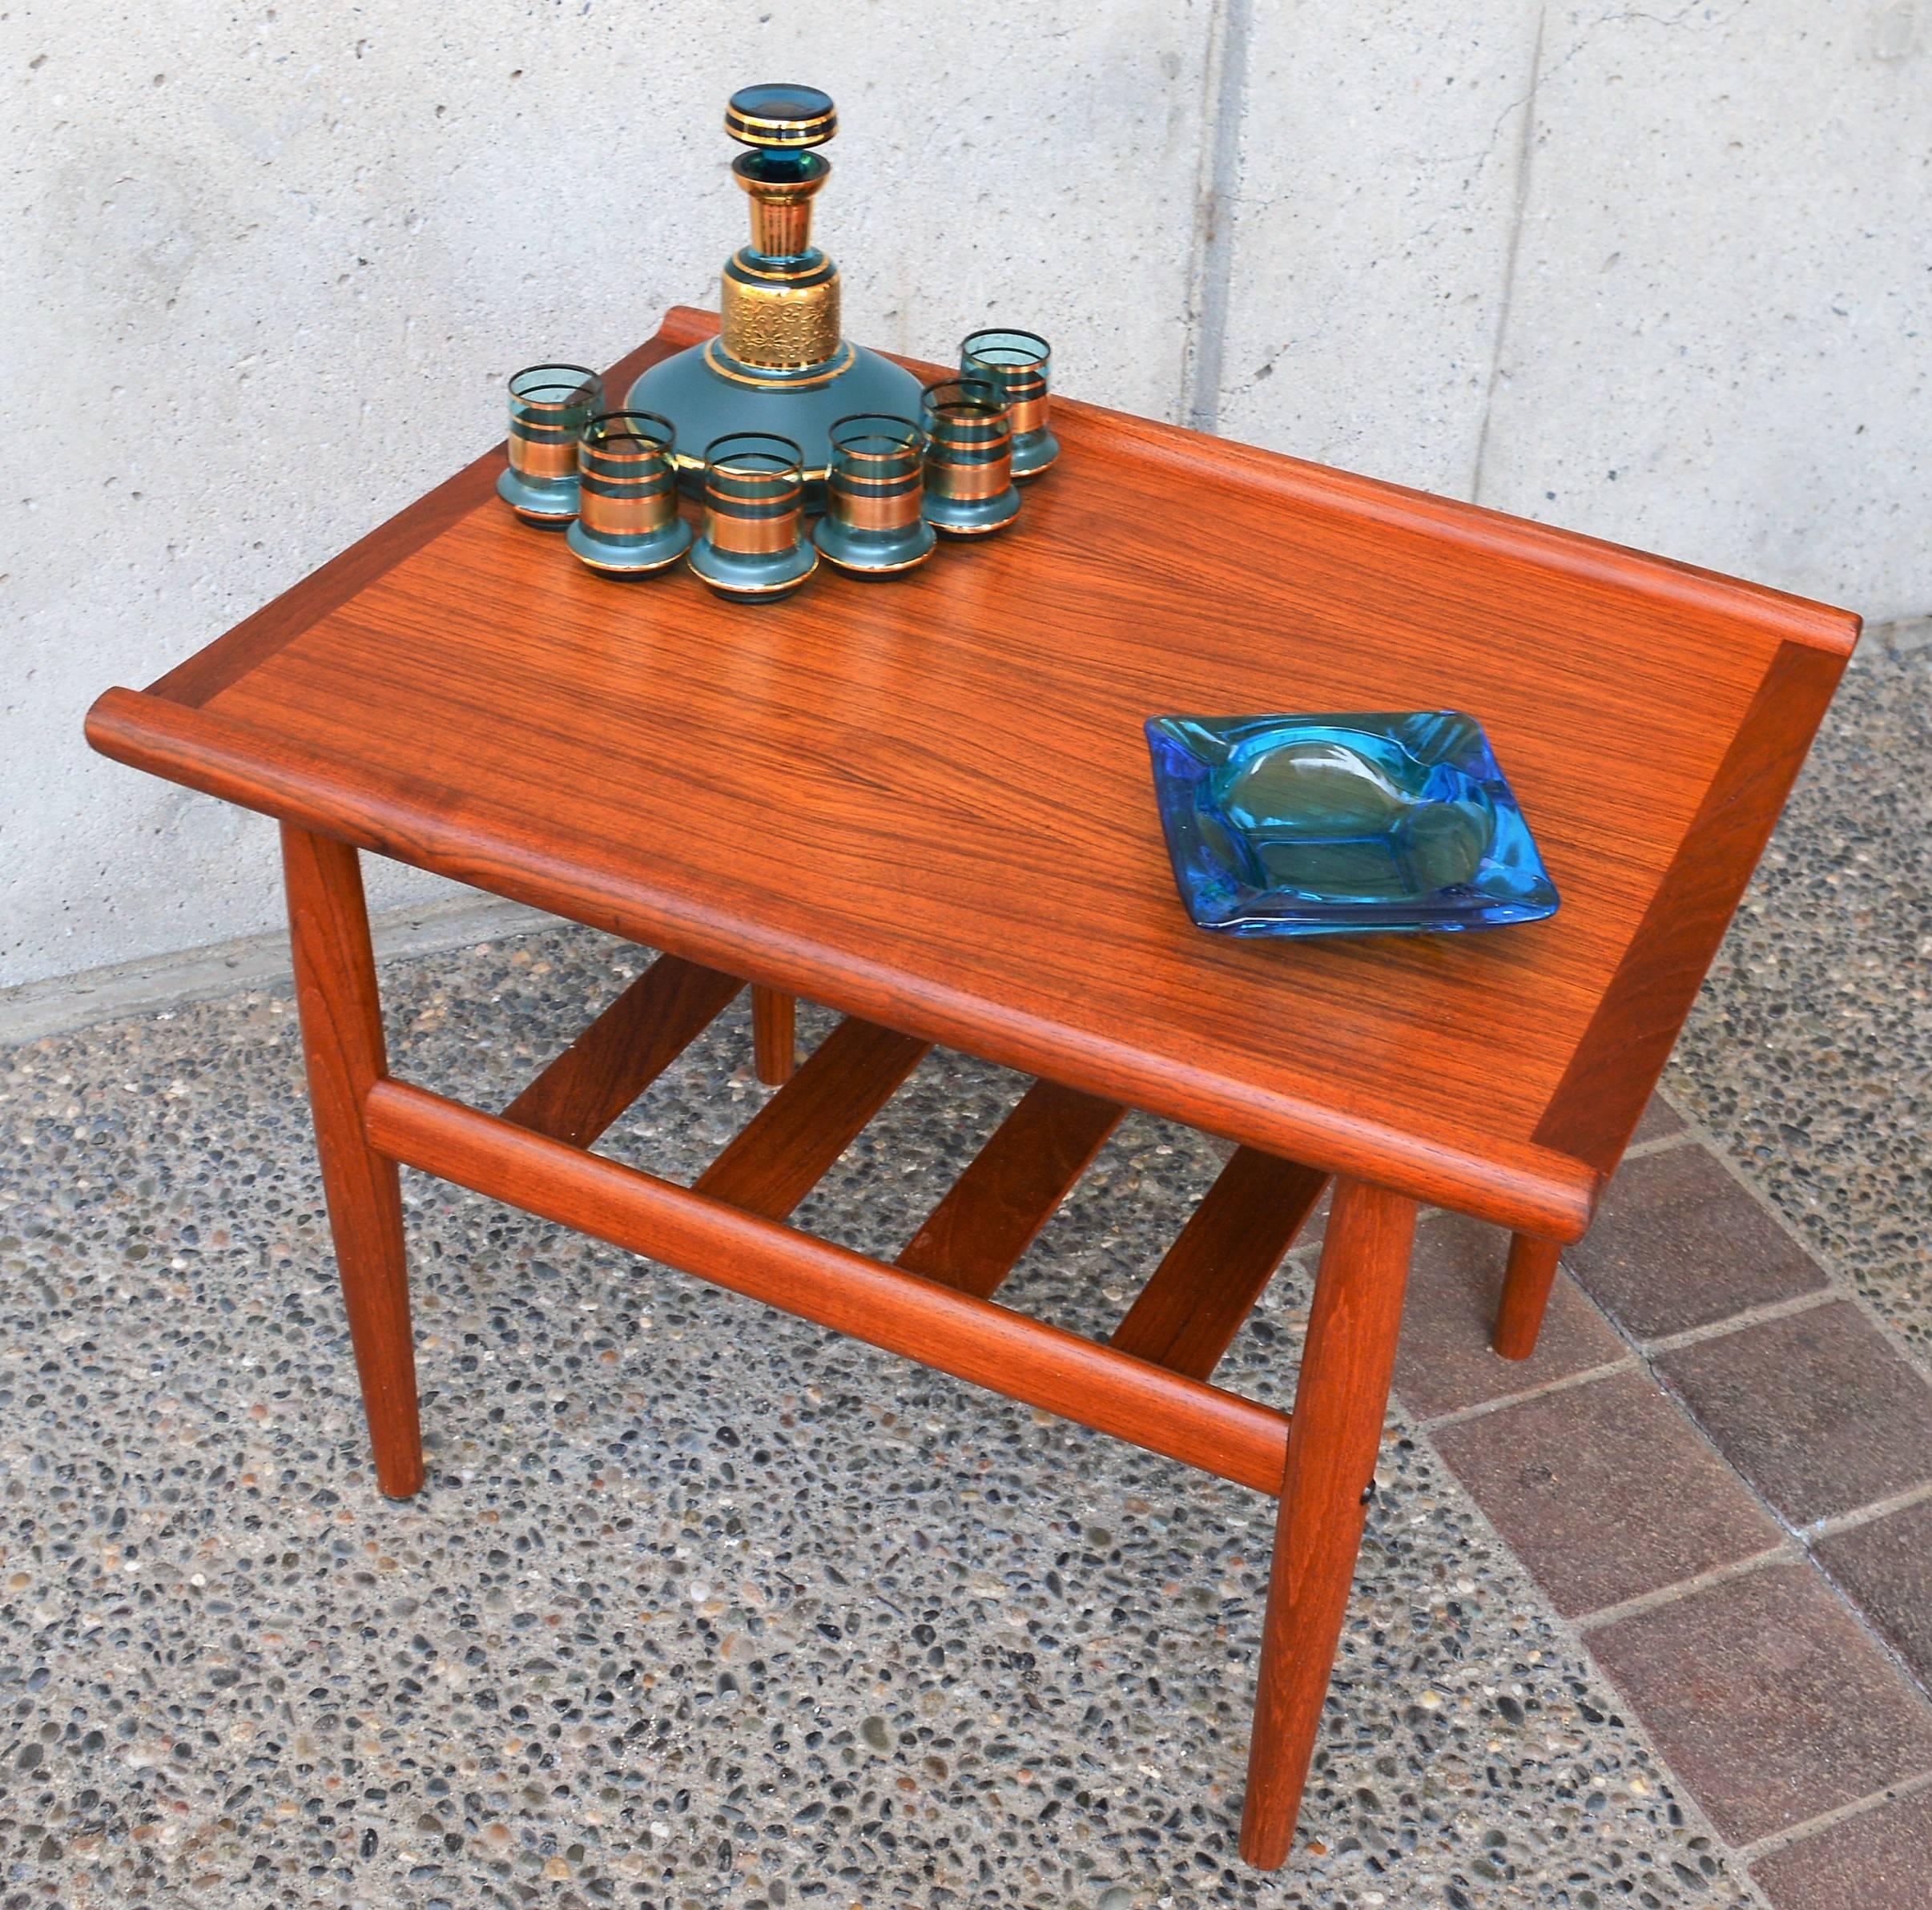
721,84,841,373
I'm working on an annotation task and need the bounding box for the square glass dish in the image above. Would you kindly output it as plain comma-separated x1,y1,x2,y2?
1145,710,1560,937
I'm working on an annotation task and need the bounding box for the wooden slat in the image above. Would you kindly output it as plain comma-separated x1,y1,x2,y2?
694,1016,929,1220
897,1079,1123,1298
1110,1149,1329,1380
502,955,741,1149
366,1078,1291,1494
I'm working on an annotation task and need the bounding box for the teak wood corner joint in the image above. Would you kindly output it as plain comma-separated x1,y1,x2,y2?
85,308,1857,1869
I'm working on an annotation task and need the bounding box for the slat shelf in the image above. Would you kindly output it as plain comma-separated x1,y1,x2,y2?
366,1076,1292,1494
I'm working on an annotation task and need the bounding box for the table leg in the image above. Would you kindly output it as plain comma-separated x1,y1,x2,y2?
751,985,796,1086
282,823,424,1499
1241,1178,1415,1868
1494,1232,1563,1360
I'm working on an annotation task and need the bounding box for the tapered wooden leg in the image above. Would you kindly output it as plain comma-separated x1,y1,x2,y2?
1241,1179,1416,1868
281,823,424,1498
1494,1232,1563,1360
751,985,795,1086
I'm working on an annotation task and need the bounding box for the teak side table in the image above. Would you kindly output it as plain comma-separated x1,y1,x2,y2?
85,308,1858,1868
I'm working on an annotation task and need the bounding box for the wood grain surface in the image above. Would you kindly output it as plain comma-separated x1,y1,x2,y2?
88,306,1858,1236
1532,639,1848,1173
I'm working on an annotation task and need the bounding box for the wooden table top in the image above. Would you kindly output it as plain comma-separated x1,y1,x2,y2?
87,308,1857,1237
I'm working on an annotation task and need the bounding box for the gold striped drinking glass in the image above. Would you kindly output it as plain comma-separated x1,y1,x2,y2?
497,363,602,526
960,328,1058,479
919,378,1020,538
566,411,692,578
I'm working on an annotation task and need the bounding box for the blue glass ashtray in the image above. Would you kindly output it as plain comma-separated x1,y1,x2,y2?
1145,711,1560,937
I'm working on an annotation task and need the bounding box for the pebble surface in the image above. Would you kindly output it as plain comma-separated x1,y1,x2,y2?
1669,639,1932,1360
2,928,1762,1907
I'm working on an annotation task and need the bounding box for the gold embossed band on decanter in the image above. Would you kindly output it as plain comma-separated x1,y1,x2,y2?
720,248,841,372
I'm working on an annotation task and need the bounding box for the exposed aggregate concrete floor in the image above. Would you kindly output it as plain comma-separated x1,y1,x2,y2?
3,938,1746,1909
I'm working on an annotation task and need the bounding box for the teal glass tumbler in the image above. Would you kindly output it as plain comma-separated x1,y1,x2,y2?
688,432,818,601
566,412,692,577
497,363,602,526
919,378,1020,538
812,414,936,576
960,328,1057,479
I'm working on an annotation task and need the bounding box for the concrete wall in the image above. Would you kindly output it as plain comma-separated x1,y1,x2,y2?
5,0,1926,990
